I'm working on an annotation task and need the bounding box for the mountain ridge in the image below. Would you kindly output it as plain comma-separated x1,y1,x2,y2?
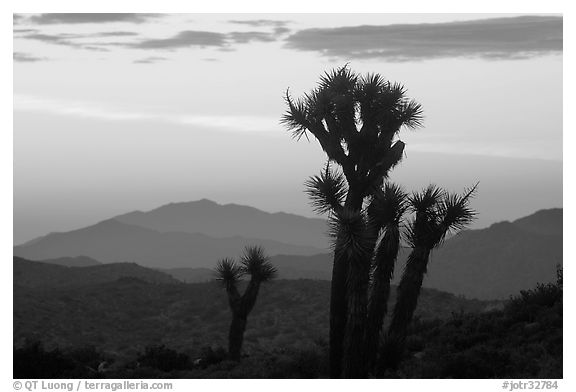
13,201,562,299
13,218,325,268
113,198,329,249
13,256,180,289
154,208,562,299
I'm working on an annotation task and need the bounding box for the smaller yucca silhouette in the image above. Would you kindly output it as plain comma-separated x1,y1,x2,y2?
215,246,277,361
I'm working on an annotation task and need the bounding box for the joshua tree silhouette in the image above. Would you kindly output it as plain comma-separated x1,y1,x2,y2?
282,65,423,377
215,246,277,361
283,66,477,378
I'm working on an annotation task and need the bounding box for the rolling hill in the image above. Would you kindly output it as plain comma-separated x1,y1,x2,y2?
13,257,179,289
13,277,491,356
32,255,102,267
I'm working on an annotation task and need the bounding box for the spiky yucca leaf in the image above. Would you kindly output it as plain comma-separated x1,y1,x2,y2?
215,258,243,288
306,88,333,122
397,99,424,129
404,185,444,248
404,184,477,248
305,164,348,214
409,184,444,215
434,183,478,246
240,246,277,282
367,182,408,231
329,209,372,261
281,90,312,141
319,65,358,95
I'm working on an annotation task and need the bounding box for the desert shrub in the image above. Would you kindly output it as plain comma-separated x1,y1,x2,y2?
14,341,75,378
68,345,107,369
440,345,512,378
137,345,190,372
197,345,227,367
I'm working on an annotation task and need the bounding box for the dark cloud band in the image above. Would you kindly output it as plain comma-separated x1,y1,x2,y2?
284,16,562,61
130,30,227,49
28,13,161,25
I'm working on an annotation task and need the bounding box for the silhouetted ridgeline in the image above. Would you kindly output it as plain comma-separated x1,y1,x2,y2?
14,257,179,289
28,255,102,267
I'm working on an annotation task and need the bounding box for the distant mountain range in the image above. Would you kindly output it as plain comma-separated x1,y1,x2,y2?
114,199,329,249
421,208,562,299
12,199,562,299
145,208,564,300
13,218,325,268
152,209,564,300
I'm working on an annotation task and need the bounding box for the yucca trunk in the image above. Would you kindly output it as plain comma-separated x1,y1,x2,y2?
329,252,348,377
228,313,247,361
377,246,430,374
329,189,364,378
341,255,371,378
365,225,401,372
226,279,261,361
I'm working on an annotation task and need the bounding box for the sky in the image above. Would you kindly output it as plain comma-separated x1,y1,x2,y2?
12,13,563,245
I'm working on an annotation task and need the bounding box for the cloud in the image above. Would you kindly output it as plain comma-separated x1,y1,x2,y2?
13,52,47,62
19,32,83,48
133,56,167,64
14,94,279,133
13,28,38,34
20,33,73,45
95,31,139,37
274,27,292,35
129,29,283,51
228,19,290,28
285,15,562,61
83,46,111,52
17,32,126,52
227,31,276,44
130,30,227,49
227,19,291,39
29,13,161,25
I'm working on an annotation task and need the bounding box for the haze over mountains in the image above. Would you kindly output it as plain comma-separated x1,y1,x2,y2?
13,213,326,268
114,199,329,249
12,199,562,299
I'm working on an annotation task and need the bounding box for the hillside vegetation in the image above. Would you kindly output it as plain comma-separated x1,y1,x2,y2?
14,266,561,379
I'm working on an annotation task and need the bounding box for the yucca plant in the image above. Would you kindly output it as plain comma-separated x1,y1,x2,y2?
365,183,408,370
283,66,423,378
215,246,277,361
377,184,477,374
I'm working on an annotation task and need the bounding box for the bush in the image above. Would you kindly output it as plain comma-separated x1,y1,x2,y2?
137,345,191,372
14,341,75,378
197,345,227,368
